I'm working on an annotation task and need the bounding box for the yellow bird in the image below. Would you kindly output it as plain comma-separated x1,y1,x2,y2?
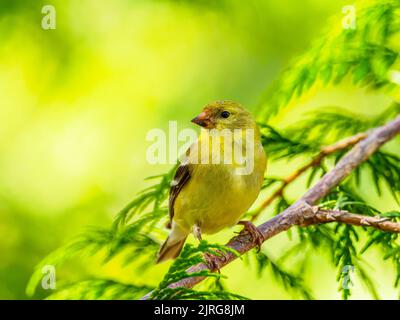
157,100,267,263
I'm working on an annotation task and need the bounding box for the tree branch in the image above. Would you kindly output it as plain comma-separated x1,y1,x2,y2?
141,115,400,300
301,209,400,233
251,132,367,221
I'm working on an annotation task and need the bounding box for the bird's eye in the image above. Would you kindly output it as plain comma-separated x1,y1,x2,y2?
221,111,230,118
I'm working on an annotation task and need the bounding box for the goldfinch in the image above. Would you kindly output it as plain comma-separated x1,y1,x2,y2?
157,100,267,263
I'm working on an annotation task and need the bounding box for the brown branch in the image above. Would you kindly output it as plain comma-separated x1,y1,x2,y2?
301,209,400,233
141,115,400,300
251,132,367,221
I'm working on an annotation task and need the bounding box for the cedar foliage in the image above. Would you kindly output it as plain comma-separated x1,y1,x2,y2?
27,0,400,300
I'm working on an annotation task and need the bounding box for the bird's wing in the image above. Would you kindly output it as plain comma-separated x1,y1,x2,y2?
168,160,192,228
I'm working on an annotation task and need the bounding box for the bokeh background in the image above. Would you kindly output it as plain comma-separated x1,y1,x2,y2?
0,0,398,299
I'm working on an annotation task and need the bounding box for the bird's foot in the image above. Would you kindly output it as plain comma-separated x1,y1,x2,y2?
237,221,264,252
203,252,221,273
193,224,202,242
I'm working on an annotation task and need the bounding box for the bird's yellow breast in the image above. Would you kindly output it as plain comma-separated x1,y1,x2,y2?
173,131,266,234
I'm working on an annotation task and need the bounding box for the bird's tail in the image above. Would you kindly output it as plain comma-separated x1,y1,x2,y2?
156,226,188,263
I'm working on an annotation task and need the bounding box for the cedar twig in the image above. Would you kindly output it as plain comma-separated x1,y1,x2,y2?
141,115,400,300
251,132,367,221
300,209,400,233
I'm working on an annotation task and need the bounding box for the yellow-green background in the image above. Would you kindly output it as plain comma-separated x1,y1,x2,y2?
0,0,398,299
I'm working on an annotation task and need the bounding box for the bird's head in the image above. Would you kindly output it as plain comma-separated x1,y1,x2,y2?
191,100,255,130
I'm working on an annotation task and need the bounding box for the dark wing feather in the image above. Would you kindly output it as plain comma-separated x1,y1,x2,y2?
167,163,191,228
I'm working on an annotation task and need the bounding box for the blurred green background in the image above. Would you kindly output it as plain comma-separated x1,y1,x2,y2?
0,0,398,299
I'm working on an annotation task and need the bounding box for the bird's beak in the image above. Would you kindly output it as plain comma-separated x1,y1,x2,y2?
191,111,212,128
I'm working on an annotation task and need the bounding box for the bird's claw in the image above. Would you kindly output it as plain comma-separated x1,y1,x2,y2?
203,252,221,273
238,221,264,252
